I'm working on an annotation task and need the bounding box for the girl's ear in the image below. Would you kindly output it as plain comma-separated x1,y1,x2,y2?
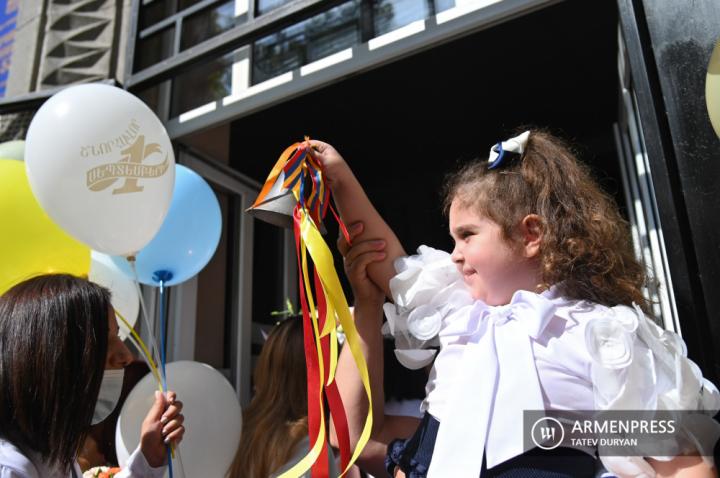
520,214,543,258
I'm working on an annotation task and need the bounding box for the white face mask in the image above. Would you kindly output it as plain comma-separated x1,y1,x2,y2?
92,368,125,425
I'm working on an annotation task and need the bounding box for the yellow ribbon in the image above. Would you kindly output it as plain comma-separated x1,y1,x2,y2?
277,207,373,477
278,212,329,477
253,139,373,477
116,310,177,459
115,309,162,391
300,209,373,474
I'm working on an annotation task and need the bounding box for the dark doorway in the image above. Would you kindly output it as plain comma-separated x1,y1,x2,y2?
231,0,620,293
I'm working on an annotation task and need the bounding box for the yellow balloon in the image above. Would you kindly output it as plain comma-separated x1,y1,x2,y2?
0,159,90,295
706,38,720,138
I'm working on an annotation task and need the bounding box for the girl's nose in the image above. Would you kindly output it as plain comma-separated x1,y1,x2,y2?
450,245,463,264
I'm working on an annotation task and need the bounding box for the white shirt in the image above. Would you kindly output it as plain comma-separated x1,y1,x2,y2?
0,439,165,478
385,246,720,478
423,289,597,422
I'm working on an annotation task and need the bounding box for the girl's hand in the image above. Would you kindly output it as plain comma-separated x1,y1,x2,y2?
307,139,353,188
339,222,386,307
140,390,185,467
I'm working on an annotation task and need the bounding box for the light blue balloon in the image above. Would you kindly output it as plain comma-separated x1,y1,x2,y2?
111,165,222,287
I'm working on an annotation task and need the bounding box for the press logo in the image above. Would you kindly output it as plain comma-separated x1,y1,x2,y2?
531,416,564,450
84,119,170,194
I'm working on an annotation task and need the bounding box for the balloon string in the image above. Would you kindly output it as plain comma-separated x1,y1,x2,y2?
126,259,175,472
159,280,168,393
127,258,162,374
158,279,176,475
173,446,187,478
116,310,162,389
117,312,179,472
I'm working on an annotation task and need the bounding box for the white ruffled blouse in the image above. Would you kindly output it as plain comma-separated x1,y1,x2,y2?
383,246,720,477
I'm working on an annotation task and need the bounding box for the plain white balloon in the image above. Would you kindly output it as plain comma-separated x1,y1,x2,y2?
89,251,139,340
25,83,175,256
116,361,242,478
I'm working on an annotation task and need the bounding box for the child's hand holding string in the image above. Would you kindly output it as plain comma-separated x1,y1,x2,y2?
307,139,354,190
140,390,185,467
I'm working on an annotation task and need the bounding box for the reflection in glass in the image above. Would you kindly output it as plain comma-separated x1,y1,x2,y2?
178,0,206,10
194,187,230,369
181,0,238,51
374,0,429,37
251,219,287,326
435,0,456,13
139,0,175,30
134,27,175,72
171,52,234,117
256,0,294,16
252,1,361,85
136,84,162,115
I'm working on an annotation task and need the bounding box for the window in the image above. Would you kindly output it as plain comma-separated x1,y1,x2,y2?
255,0,293,16
171,52,234,117
253,0,361,84
181,1,239,51
139,0,176,30
134,27,175,71
374,0,430,37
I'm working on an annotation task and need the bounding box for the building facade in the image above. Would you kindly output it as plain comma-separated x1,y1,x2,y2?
1,0,719,403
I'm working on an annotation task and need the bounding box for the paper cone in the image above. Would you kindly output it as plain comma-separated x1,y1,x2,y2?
247,169,297,228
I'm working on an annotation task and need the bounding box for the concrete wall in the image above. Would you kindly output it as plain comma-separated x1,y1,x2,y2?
6,0,133,97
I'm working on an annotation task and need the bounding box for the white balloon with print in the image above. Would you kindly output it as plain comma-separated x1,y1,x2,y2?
25,83,175,256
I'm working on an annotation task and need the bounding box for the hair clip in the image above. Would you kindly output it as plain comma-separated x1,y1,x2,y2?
487,130,531,169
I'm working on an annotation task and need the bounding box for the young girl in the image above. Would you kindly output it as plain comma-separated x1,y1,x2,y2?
227,316,339,478
311,130,720,477
0,274,185,478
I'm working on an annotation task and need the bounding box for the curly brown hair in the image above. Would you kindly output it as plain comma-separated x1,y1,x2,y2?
443,129,650,311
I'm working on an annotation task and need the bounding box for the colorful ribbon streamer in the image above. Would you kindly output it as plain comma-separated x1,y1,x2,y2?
251,140,373,478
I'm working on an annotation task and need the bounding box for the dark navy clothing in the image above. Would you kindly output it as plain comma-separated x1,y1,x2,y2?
385,412,598,478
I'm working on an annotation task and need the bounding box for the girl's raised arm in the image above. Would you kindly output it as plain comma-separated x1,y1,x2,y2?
309,140,405,297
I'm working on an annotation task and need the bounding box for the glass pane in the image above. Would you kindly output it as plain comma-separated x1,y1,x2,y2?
251,219,287,326
136,84,162,114
178,0,206,10
171,52,233,117
194,186,230,369
249,219,289,394
256,0,293,16
435,0,456,13
139,0,176,30
374,0,430,36
252,0,360,85
134,27,175,71
181,0,238,50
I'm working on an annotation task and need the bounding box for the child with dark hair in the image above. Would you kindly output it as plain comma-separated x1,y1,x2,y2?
0,274,184,478
315,130,720,477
